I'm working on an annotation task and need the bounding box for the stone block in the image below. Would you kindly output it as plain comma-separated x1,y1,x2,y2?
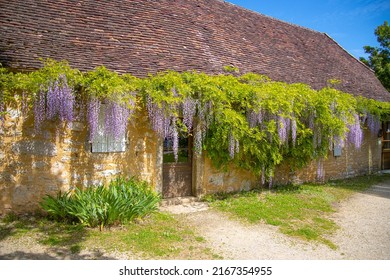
12,140,57,156
100,169,121,177
208,173,224,186
13,185,33,205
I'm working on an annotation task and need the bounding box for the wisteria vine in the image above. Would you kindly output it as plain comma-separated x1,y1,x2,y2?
2,60,389,184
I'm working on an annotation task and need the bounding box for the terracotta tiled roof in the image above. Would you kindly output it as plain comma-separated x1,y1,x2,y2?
1,0,389,101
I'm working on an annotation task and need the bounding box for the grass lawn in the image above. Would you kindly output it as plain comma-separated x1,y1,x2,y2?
1,174,388,258
205,174,390,249
0,212,219,259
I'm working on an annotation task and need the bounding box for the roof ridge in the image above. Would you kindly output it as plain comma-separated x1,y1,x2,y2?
221,0,324,35
323,33,375,73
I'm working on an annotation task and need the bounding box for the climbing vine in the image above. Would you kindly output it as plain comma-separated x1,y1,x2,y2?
1,59,390,183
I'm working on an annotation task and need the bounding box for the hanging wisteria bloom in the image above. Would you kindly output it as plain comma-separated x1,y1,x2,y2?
268,174,273,189
228,133,236,159
87,98,101,141
261,166,266,185
198,100,213,132
46,75,75,123
183,96,196,132
313,129,322,149
146,95,169,138
247,110,256,128
247,108,263,128
333,135,345,148
291,117,297,147
278,115,288,144
366,113,381,135
197,100,213,142
347,113,363,149
317,159,324,181
104,100,130,140
34,87,46,132
170,117,179,162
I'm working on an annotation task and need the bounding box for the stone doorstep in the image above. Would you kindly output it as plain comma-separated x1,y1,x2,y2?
159,196,209,214
159,196,199,207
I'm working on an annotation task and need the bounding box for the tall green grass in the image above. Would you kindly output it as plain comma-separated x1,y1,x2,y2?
40,177,160,230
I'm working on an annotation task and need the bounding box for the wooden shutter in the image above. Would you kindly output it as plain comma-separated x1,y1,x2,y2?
91,104,126,153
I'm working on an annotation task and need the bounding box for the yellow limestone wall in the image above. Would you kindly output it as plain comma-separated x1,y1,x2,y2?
0,104,382,213
0,107,160,214
201,128,382,194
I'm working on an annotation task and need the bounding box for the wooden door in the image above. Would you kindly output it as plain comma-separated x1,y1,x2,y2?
382,122,390,169
162,136,192,198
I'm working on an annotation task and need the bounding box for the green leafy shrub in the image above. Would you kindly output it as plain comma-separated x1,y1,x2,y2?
40,177,160,230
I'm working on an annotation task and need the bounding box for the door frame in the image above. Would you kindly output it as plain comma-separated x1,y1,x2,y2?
157,123,205,198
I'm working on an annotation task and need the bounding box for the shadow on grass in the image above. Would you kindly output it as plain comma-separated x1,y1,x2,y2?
0,249,116,260
0,214,117,260
326,173,390,200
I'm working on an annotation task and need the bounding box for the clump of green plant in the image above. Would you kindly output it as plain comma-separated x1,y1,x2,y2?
40,177,160,230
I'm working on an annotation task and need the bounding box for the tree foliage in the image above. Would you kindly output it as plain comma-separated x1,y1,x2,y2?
360,21,390,91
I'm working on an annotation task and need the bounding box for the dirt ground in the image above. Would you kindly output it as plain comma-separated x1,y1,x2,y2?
1,181,389,260
162,181,390,260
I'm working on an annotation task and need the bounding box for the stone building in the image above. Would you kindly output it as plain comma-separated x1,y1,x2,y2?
0,0,389,213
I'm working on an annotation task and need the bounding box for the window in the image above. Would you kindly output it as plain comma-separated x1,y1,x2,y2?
163,136,191,163
91,104,127,153
333,144,342,157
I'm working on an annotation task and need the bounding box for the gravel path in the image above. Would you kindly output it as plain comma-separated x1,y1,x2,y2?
1,181,389,260
166,181,390,259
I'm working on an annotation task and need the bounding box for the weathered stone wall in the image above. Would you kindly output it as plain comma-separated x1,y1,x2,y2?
199,156,259,195
0,107,159,214
201,128,382,194
0,104,383,213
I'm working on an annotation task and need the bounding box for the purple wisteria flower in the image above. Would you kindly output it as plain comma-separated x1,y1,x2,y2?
104,100,130,140
229,133,235,159
268,175,273,189
46,75,75,123
34,87,46,132
333,135,345,148
146,95,169,138
317,160,324,181
171,117,179,162
291,117,297,147
261,166,266,185
278,115,288,144
247,109,263,128
347,113,363,149
366,113,381,135
183,97,196,132
87,98,101,141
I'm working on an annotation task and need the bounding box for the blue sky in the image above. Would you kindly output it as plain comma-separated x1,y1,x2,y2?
226,0,389,59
